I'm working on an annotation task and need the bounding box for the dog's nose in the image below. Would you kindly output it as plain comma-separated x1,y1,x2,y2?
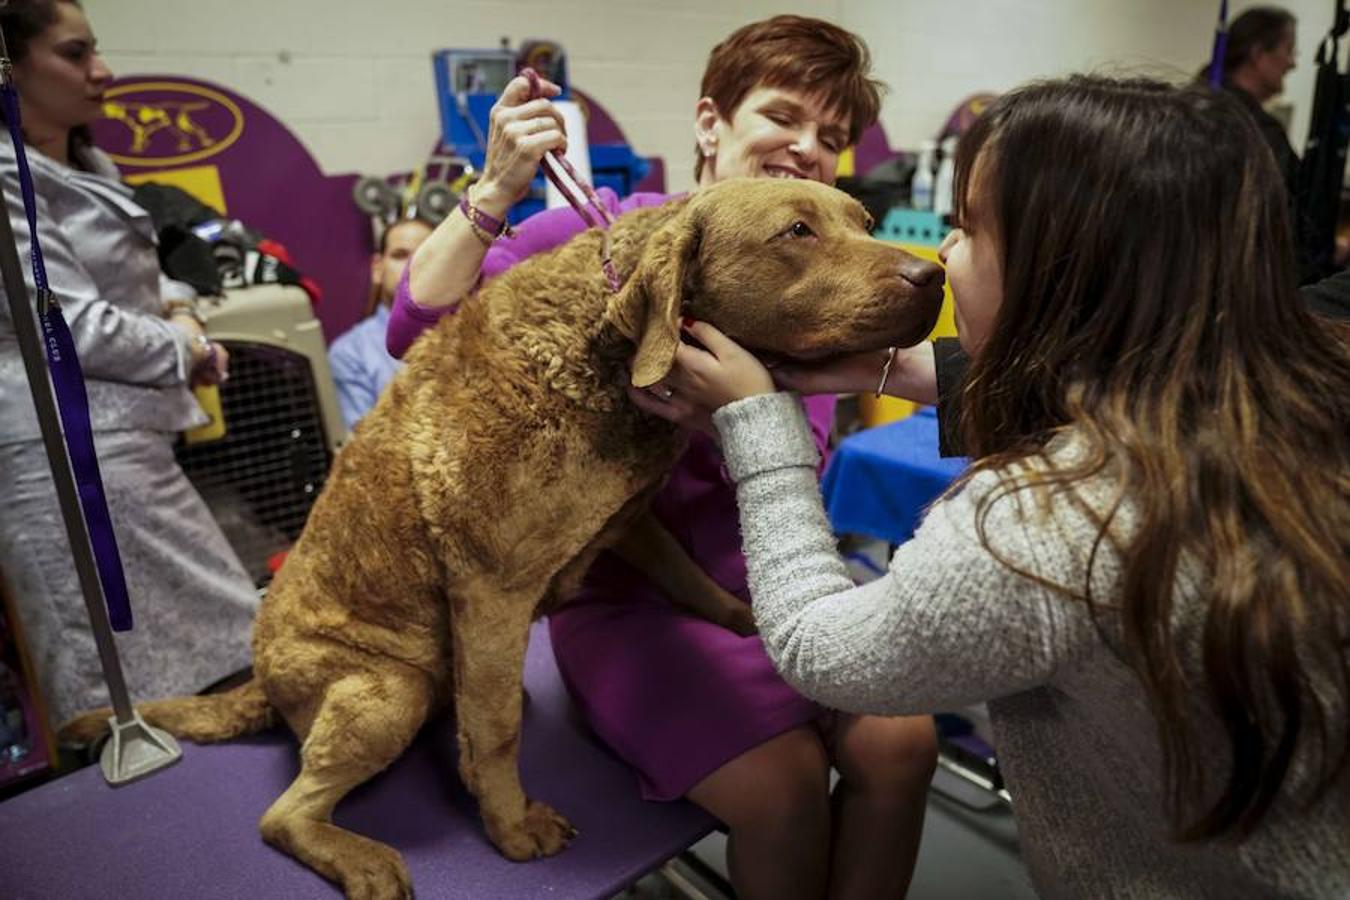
897,256,945,289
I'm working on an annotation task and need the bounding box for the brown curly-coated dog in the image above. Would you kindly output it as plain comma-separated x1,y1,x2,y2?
62,178,944,899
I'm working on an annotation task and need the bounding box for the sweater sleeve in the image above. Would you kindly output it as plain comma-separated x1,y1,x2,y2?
713,392,1101,716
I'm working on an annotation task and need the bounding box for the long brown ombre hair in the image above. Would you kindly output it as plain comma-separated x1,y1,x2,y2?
951,75,1349,840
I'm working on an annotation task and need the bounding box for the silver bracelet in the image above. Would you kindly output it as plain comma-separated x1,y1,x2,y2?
875,346,897,398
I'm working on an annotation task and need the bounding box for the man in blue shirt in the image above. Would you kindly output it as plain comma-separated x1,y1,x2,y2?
328,218,433,431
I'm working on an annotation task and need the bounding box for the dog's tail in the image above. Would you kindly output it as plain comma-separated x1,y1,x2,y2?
58,677,276,746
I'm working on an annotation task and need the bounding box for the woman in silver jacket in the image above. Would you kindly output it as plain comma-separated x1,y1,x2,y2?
0,0,255,727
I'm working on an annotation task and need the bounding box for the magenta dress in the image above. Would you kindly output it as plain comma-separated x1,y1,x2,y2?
388,189,834,801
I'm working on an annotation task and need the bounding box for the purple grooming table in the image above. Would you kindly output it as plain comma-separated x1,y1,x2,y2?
0,623,716,899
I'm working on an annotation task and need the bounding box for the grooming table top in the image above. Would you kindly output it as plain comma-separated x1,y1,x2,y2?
0,623,716,899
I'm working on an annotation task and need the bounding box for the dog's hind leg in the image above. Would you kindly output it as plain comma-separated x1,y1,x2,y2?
259,666,432,900
451,586,575,860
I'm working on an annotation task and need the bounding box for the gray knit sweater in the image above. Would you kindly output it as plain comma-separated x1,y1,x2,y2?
714,392,1348,900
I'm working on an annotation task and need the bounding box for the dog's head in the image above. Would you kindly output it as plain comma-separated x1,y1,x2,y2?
607,178,946,388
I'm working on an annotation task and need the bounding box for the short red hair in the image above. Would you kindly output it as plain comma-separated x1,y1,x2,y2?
695,15,885,180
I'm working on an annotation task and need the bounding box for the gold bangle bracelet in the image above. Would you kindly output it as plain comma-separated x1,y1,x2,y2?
164,298,205,326
875,346,897,398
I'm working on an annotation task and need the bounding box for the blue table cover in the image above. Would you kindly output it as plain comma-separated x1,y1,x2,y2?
823,407,968,545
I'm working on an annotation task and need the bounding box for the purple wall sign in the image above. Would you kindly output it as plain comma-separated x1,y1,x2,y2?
92,76,371,342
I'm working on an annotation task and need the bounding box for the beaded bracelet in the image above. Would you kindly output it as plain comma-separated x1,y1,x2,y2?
459,191,514,247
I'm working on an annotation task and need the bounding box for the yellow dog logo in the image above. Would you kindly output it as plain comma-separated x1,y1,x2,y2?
99,81,244,167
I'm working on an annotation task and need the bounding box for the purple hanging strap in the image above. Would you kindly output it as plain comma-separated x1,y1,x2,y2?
1208,0,1230,89
1,85,134,631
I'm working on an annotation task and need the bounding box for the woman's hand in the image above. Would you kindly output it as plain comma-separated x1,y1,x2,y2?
769,349,888,396
191,338,229,387
404,74,566,318
473,74,567,217
169,314,229,386
772,342,939,405
628,320,776,433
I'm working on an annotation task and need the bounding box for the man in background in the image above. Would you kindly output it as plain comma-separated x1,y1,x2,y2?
1216,6,1300,190
1203,6,1339,282
328,218,433,431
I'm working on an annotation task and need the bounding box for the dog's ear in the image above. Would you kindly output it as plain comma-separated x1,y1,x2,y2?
605,207,702,388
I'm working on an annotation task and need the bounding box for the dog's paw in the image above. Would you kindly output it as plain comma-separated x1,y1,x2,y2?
722,605,758,637
491,800,577,861
334,840,413,900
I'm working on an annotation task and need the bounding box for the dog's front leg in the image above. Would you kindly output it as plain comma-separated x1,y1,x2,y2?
615,512,757,636
450,583,575,860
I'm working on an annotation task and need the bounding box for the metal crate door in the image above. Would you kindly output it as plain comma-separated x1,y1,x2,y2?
175,340,333,587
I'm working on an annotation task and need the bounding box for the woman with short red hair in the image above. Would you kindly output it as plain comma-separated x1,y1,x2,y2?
388,17,936,897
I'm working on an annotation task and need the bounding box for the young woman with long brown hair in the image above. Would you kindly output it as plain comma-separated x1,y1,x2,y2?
636,75,1350,896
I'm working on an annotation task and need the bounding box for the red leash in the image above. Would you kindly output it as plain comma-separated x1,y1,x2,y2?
522,68,621,291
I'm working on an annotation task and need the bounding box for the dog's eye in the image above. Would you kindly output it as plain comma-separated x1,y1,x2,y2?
785,221,814,239
863,214,876,233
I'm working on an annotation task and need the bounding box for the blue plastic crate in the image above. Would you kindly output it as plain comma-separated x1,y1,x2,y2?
431,49,652,224
432,49,519,168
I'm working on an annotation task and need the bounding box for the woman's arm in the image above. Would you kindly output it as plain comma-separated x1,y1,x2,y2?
628,324,1101,711
771,341,939,405
386,74,568,357
407,74,567,309
713,393,1100,715
741,337,973,456
3,166,208,385
387,186,624,357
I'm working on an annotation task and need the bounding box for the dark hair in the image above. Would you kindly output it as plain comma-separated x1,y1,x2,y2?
952,75,1349,840
0,0,93,165
1222,6,1297,76
694,15,884,180
0,0,71,63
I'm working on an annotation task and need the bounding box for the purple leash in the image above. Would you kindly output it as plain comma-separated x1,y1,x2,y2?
1208,0,1230,89
0,84,134,631
521,68,622,292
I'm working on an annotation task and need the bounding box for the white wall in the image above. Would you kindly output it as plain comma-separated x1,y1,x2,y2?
84,0,1338,192
83,0,840,188
850,0,1337,160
